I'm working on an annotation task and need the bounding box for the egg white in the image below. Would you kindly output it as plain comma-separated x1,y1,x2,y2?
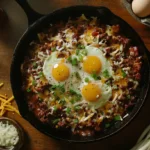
75,81,112,109
80,45,113,82
43,52,83,93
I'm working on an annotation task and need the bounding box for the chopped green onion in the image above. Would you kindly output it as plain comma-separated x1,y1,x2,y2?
103,70,110,78
51,84,65,92
81,49,87,55
76,49,80,55
91,72,100,80
74,106,81,110
121,69,127,78
59,99,66,105
51,47,56,52
106,80,111,86
53,91,59,100
52,118,60,124
32,80,36,86
114,115,122,121
127,95,131,99
70,99,75,104
53,106,58,112
58,84,65,92
67,56,72,62
66,107,71,114
85,77,90,82
50,85,57,90
74,72,81,79
69,89,76,95
72,57,78,66
38,98,43,102
78,55,83,62
26,88,31,92
68,57,78,66
105,123,110,128
73,119,79,124
39,72,43,77
77,44,85,49
112,85,118,90
33,62,37,68
76,94,82,100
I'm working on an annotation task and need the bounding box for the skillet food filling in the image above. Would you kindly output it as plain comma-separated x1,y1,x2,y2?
21,14,142,136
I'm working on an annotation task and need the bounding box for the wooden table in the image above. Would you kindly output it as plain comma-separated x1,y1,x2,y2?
0,0,150,149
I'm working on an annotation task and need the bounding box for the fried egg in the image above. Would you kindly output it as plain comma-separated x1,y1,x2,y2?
43,52,69,83
79,81,112,109
82,45,113,79
43,52,82,92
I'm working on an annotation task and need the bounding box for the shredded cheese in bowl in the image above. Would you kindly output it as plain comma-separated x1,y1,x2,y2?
0,121,19,149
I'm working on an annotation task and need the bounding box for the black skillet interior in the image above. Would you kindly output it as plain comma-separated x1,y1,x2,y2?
10,5,150,142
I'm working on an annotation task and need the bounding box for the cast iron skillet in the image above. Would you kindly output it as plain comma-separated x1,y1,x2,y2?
10,0,150,142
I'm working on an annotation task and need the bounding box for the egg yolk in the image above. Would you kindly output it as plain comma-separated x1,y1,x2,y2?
52,63,70,81
82,83,101,102
83,56,102,74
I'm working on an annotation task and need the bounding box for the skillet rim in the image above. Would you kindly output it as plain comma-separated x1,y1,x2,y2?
10,5,150,143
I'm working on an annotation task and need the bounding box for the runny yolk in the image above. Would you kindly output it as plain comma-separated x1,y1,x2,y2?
52,63,70,81
82,83,101,102
83,56,102,74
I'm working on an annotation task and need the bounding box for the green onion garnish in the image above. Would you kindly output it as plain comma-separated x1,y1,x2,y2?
78,55,83,62
67,56,72,62
76,49,80,55
74,106,81,110
51,84,65,92
85,77,90,83
69,89,76,95
91,72,100,80
81,49,87,55
38,98,43,102
103,69,110,78
127,95,131,99
50,85,57,90
51,47,56,52
59,99,66,105
121,69,127,78
114,115,122,121
66,107,71,114
74,72,81,79
26,88,31,92
33,62,37,68
70,99,75,104
53,106,58,112
73,119,79,124
57,84,65,93
112,85,118,90
77,44,85,49
72,57,78,66
39,72,43,77
52,118,60,124
105,123,110,128
32,80,36,86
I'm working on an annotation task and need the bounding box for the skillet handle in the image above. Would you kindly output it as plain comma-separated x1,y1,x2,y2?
15,0,44,25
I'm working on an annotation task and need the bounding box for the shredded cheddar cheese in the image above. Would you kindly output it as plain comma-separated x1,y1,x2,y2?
0,83,20,116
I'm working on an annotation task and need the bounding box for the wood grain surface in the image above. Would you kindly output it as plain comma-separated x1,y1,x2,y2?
0,0,150,150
